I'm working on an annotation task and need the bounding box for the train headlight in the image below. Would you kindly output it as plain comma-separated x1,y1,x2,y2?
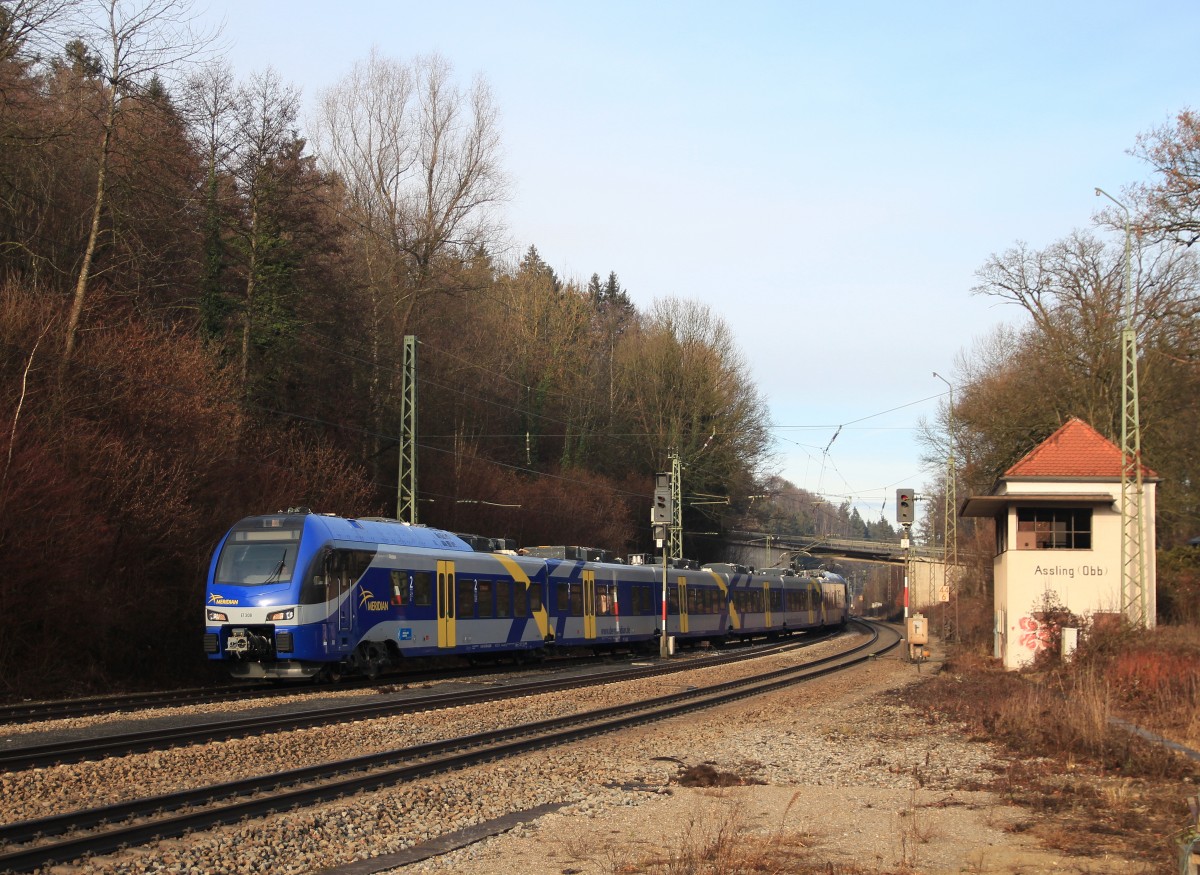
267,608,295,622
207,609,228,622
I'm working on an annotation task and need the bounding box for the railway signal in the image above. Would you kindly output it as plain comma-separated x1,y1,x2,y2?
651,473,672,525
896,488,914,524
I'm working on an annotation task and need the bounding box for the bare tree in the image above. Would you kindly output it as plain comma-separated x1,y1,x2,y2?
1130,108,1200,248
963,229,1200,541
0,0,78,66
313,51,506,314
311,50,507,470
60,0,217,370
614,297,771,488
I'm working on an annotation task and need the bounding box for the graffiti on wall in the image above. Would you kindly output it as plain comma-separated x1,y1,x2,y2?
1016,615,1054,653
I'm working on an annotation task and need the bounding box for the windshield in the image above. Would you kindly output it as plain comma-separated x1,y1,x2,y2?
215,524,301,586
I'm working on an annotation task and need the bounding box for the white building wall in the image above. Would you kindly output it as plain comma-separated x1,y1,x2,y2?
994,479,1157,670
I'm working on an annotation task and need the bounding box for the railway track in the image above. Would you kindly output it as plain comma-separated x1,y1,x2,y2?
0,621,896,873
0,633,833,771
0,683,270,725
0,634,823,726
0,656,587,725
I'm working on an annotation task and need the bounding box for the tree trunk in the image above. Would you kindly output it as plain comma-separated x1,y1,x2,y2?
62,88,117,370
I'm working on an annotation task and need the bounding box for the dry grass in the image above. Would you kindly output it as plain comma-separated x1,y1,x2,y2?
902,623,1200,871
603,791,894,875
1102,625,1200,748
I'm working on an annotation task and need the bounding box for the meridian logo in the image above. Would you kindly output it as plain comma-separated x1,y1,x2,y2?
358,590,389,611
208,593,238,605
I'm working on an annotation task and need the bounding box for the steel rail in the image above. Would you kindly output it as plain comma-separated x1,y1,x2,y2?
0,621,893,873
0,651,625,724
0,632,833,771
0,684,269,725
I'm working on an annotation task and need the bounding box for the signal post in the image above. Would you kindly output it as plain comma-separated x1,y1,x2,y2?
896,488,914,619
652,473,673,658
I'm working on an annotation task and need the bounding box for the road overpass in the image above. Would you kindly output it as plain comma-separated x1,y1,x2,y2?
721,530,967,614
722,530,944,566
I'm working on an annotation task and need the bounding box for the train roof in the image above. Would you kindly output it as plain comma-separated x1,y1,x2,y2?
232,512,475,553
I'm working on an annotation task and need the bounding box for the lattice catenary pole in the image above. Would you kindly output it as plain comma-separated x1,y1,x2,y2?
397,335,418,524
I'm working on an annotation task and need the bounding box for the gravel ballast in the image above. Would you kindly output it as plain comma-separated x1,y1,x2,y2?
2,634,1148,874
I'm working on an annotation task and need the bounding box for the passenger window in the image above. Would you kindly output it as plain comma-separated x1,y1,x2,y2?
478,579,494,618
528,582,542,613
597,585,611,615
569,585,583,615
390,570,406,606
413,571,432,606
456,578,475,619
496,580,511,617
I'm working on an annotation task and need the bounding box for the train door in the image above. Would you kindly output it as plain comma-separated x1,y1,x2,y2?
583,570,596,639
677,576,689,635
437,560,456,648
762,579,771,629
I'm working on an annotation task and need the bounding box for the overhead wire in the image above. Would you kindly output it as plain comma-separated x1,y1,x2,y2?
54,315,954,525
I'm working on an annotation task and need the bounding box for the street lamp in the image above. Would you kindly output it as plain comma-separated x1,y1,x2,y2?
1094,187,1148,626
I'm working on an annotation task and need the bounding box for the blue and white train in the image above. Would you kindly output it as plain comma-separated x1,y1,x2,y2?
203,510,849,680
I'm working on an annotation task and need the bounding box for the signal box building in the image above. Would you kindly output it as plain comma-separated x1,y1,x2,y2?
961,418,1157,670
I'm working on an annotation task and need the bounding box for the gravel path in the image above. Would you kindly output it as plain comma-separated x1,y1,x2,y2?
5,634,1148,874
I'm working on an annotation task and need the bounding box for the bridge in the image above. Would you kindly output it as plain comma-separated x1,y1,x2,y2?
722,530,944,565
721,530,969,614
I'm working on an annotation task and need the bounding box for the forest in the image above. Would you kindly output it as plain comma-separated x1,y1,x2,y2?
1,0,1197,695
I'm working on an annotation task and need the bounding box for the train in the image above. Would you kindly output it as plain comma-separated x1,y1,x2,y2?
203,509,850,681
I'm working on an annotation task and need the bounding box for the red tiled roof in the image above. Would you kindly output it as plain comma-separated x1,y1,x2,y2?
1005,418,1157,479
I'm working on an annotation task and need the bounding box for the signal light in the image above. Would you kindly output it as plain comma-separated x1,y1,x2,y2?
896,488,915,524
651,474,672,525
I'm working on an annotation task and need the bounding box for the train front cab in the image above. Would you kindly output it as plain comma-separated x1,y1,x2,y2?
202,515,317,680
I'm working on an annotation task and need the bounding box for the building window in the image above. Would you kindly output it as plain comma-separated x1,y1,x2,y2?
1015,508,1092,550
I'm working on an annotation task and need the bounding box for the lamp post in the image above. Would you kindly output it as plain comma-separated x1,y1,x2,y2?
1094,187,1148,627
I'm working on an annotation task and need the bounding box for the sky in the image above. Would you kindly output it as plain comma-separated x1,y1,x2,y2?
195,0,1199,526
